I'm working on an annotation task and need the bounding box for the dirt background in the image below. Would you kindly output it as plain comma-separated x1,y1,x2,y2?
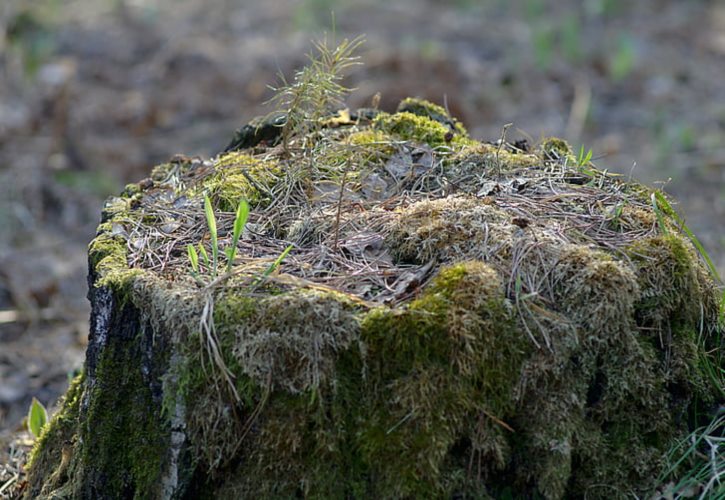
0,0,723,455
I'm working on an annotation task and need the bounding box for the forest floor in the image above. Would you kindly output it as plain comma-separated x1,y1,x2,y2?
1,0,723,487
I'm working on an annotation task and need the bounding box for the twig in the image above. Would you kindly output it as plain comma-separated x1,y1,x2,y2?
495,123,513,180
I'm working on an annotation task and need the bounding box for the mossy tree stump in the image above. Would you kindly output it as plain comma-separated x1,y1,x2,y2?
26,99,723,499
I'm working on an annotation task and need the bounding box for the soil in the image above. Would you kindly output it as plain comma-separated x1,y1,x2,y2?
1,0,724,492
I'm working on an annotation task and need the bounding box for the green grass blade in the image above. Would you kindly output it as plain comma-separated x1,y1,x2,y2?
204,194,218,275
233,199,250,244
198,243,209,267
577,145,593,167
226,199,249,273
187,244,199,273
651,192,669,236
263,244,293,277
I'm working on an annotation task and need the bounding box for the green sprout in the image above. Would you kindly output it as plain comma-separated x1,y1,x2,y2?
187,244,199,275
609,201,625,231
266,35,364,152
576,144,593,167
263,244,293,278
204,194,219,276
27,397,48,439
225,199,249,274
198,243,209,268
188,195,250,280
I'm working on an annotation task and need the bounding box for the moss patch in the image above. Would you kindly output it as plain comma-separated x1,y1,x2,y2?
356,261,527,497
25,373,85,499
80,327,168,498
374,110,475,148
201,152,283,210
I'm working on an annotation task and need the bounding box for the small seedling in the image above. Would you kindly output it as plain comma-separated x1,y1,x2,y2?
198,243,209,268
576,145,593,167
187,244,200,275
225,199,249,273
204,194,219,276
188,196,250,281
266,35,364,152
263,244,293,278
609,201,625,231
27,397,48,439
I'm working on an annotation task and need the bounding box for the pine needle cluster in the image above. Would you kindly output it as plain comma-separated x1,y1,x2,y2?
266,35,365,152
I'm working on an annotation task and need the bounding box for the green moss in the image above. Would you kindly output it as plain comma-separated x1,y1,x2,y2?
396,97,469,136
88,232,142,292
27,326,174,499
150,163,173,182
81,330,168,498
201,152,283,210
88,189,146,295
386,195,513,264
25,373,85,498
539,137,576,164
172,337,262,472
345,129,396,157
200,291,368,497
121,182,142,197
175,263,533,498
448,143,541,178
356,262,527,497
397,97,451,121
166,288,364,475
668,327,713,404
373,111,475,148
552,245,639,338
219,389,364,499
220,288,362,393
627,234,705,329
571,420,671,497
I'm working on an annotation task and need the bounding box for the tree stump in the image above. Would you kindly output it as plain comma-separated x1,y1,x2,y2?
25,99,722,499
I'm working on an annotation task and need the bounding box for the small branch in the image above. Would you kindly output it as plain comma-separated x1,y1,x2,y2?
333,159,351,251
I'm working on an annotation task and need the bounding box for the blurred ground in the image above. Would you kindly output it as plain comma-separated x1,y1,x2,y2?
0,0,723,462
